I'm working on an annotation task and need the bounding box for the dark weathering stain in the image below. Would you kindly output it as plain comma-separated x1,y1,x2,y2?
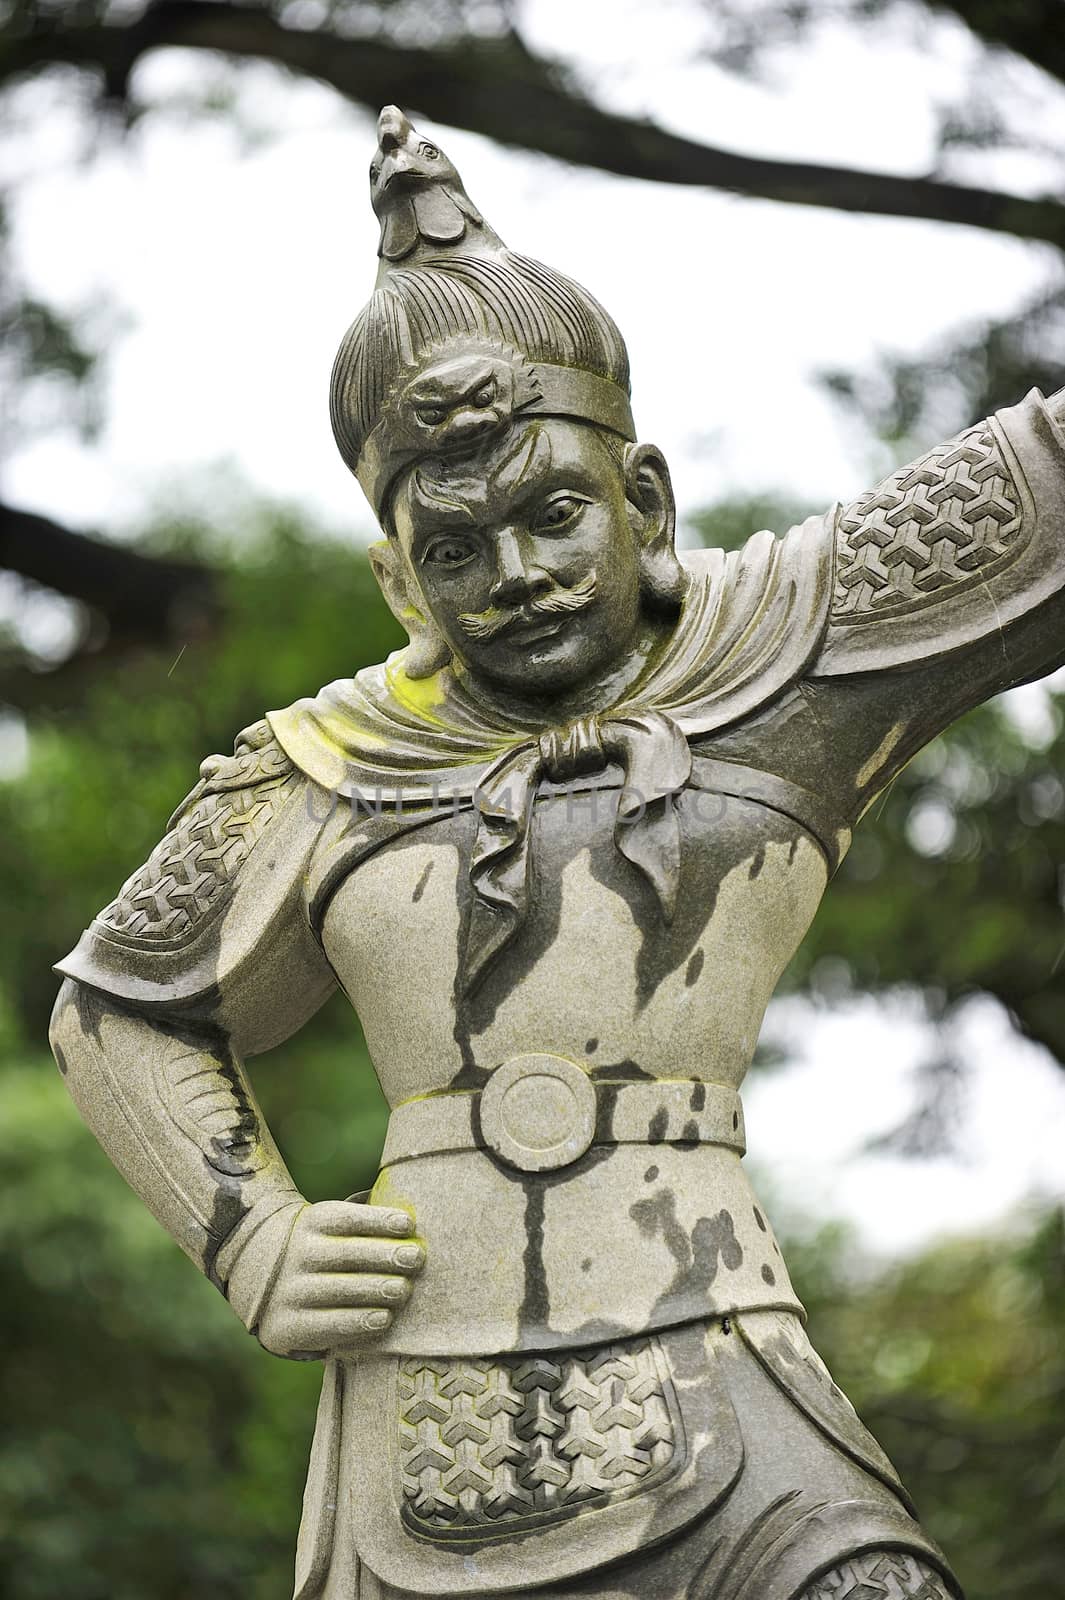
206,1172,250,1289
629,1190,689,1275
629,1190,745,1307
72,981,106,1045
690,1082,706,1112
513,1138,622,1339
585,789,795,1013
456,783,795,1026
644,1165,659,1182
689,1211,744,1292
586,1037,599,1054
761,1263,777,1286
753,1206,767,1232
451,805,566,1051
411,859,434,902
446,812,494,1089
52,1038,68,1076
589,1058,654,1082
519,1183,549,1329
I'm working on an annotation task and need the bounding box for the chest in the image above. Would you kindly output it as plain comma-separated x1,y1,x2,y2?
320,784,827,1103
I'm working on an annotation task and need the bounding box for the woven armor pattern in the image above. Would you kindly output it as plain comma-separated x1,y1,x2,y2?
398,1337,680,1533
97,724,298,945
833,423,1024,620
802,1551,951,1599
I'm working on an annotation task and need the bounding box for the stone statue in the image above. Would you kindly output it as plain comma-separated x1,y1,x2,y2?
50,106,1065,1600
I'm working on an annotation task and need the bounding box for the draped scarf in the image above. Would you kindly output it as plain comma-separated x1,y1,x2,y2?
269,517,835,991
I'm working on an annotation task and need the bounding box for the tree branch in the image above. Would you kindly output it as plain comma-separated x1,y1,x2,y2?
929,0,1065,90
0,501,219,645
4,0,1065,249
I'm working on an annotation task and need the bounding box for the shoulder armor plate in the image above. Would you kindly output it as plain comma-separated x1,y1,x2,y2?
96,721,300,950
832,421,1026,622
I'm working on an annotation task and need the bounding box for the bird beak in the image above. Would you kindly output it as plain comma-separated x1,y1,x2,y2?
377,104,413,152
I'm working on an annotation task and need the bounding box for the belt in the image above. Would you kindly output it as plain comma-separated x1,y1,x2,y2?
380,1054,745,1176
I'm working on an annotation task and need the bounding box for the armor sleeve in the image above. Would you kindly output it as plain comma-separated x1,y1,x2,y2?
55,719,337,1057
813,387,1065,687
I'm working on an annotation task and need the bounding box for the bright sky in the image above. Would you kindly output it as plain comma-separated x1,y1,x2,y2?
4,0,1064,1260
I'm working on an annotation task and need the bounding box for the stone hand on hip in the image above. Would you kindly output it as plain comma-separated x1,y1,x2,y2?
257,1200,425,1359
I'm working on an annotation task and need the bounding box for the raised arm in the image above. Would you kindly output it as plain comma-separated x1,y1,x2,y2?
815,385,1065,690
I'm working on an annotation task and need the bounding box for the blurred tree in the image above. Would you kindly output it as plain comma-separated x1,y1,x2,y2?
791,1207,1065,1600
2,0,1062,243
696,0,1065,438
1,0,1064,635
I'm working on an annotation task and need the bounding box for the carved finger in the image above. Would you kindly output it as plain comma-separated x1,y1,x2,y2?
300,1236,425,1277
296,1272,412,1311
308,1200,413,1238
299,1307,395,1344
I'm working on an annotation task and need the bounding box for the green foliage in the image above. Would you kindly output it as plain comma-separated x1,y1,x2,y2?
684,490,814,554
794,1209,1065,1600
0,1043,386,1600
788,689,1065,1078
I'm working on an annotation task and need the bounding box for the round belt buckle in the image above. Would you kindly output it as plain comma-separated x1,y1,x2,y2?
480,1054,597,1174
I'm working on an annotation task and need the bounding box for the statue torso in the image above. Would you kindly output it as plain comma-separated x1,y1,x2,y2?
321,780,828,1107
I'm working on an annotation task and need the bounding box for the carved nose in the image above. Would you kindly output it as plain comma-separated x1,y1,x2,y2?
377,104,413,152
449,407,498,441
491,532,550,607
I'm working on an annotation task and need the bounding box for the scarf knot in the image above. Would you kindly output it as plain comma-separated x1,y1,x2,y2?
537,716,607,782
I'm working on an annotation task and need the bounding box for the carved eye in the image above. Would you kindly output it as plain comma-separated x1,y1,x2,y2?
425,536,475,569
416,405,446,427
534,493,587,531
369,163,380,183
472,382,496,408
419,141,440,161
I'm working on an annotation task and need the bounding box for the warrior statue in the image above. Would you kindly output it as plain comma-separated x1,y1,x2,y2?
51,107,1065,1600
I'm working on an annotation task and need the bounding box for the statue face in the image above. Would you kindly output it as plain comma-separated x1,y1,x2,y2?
389,420,647,697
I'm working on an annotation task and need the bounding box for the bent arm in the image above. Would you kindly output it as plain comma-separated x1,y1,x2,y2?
49,977,305,1333
50,720,427,1355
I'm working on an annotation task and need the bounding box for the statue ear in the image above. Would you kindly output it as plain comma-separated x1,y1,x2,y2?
623,443,688,614
368,540,452,679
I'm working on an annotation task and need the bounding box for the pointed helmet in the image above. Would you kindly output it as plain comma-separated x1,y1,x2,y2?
330,107,635,518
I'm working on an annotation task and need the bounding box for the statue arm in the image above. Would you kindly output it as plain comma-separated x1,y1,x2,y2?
812,384,1065,693
50,980,422,1355
50,720,424,1356
50,977,302,1323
